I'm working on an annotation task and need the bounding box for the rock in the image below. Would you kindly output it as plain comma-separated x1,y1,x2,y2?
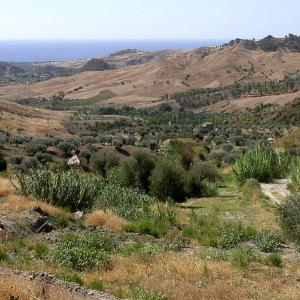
20,207,54,233
74,211,84,220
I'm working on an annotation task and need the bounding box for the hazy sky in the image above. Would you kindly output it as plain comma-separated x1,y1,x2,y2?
1,0,300,40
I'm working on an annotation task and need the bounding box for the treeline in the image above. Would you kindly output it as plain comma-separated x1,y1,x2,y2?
171,73,300,109
225,34,300,52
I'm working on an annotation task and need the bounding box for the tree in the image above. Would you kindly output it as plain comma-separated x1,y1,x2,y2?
119,151,156,191
90,152,120,177
150,158,186,202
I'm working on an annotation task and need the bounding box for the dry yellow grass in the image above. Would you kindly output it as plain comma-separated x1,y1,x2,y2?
84,210,129,231
83,252,300,300
2,194,72,219
0,177,13,197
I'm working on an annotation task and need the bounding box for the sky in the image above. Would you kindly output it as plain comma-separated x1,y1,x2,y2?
0,0,300,40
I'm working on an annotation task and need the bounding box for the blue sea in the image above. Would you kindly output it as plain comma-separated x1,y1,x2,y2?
0,39,227,62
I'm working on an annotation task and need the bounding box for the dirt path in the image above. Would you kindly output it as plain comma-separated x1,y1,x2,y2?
260,178,291,205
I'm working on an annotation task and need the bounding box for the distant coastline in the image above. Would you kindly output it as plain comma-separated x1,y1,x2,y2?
0,39,228,62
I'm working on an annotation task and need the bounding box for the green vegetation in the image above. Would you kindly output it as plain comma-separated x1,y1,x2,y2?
227,34,300,52
278,194,300,243
233,143,290,184
16,168,103,211
0,152,7,171
265,253,283,267
171,72,300,109
254,230,282,253
49,232,117,271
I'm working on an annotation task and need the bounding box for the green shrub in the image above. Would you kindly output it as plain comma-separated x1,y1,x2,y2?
88,281,105,291
49,232,116,271
90,152,120,177
57,141,74,156
78,149,92,163
0,152,7,171
233,143,290,184
265,253,282,267
52,215,70,229
218,223,256,249
96,183,154,221
278,194,300,243
35,152,53,164
130,287,168,300
150,158,186,202
10,155,24,166
16,168,103,211
124,220,166,238
290,158,300,193
124,206,177,238
20,157,40,173
231,247,257,269
119,151,156,192
57,272,84,285
185,161,220,198
254,230,281,252
30,242,48,258
162,236,190,251
183,212,220,247
25,142,47,156
0,250,9,262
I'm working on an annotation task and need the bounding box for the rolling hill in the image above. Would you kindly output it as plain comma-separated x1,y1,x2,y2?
1,42,300,110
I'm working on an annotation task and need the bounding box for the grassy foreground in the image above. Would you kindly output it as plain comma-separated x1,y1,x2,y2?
1,171,300,300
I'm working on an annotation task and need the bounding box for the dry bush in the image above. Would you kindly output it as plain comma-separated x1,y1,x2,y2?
0,177,13,197
85,210,129,231
3,194,72,219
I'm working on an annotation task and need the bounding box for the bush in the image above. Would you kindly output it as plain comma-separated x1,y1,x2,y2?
150,159,186,202
124,206,178,238
57,272,84,285
25,142,47,156
49,232,116,271
218,223,256,249
185,162,219,197
290,158,300,193
78,149,92,163
10,155,24,166
265,253,282,267
16,168,103,211
30,242,48,258
57,141,74,156
233,143,290,184
254,230,281,252
0,152,7,171
130,287,168,300
35,152,53,164
119,151,156,192
0,250,9,262
278,194,300,243
20,157,40,173
231,247,257,269
95,183,154,221
90,152,120,177
88,281,105,292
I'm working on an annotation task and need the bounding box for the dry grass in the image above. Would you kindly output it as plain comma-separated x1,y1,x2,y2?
2,194,72,219
84,210,129,231
83,252,300,300
0,177,13,197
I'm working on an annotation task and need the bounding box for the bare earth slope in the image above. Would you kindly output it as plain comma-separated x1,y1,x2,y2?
1,44,300,109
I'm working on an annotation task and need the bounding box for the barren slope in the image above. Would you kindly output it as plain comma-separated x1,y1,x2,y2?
1,44,300,109
0,101,72,137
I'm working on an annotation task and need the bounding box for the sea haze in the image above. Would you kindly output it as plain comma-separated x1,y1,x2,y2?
0,39,227,62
